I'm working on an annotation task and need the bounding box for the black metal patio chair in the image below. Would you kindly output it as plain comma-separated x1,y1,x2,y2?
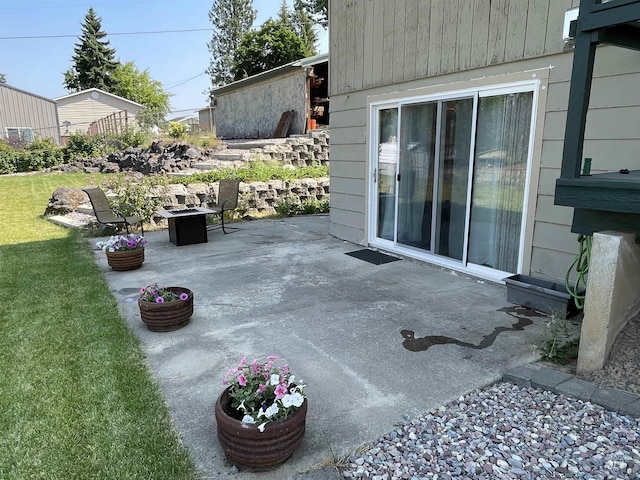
83,187,145,235
207,178,241,234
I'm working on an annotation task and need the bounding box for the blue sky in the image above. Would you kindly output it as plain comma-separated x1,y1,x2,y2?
0,0,327,117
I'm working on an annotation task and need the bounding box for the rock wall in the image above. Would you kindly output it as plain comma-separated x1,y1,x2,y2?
45,178,330,220
162,178,330,218
51,130,330,175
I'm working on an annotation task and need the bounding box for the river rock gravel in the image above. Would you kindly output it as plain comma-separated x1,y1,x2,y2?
340,382,639,479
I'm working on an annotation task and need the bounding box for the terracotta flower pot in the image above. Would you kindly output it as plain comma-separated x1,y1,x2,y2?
214,386,307,468
138,287,193,332
105,248,145,271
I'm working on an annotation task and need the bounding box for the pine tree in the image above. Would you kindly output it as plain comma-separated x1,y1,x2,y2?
63,8,119,93
275,0,316,58
207,0,256,89
292,0,318,56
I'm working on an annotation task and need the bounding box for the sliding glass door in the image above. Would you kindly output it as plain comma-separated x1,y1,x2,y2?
371,85,535,278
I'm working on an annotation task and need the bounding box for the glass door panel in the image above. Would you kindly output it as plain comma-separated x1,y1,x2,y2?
376,108,398,241
434,98,473,260
397,103,436,250
467,92,533,272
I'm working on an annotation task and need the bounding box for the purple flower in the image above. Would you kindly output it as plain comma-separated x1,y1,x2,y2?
155,296,164,304
179,292,189,301
238,373,247,386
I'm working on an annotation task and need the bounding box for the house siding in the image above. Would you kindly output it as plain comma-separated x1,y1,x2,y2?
329,37,640,282
0,85,60,143
56,92,140,135
330,0,574,97
214,71,308,139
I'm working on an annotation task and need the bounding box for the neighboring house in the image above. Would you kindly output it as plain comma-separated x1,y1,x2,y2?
168,114,199,132
328,0,640,285
0,84,60,144
55,88,142,138
211,53,328,139
197,106,215,134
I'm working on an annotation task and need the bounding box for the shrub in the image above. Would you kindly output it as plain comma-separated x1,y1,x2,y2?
168,122,187,139
275,196,301,217
110,126,149,149
0,140,18,174
65,132,104,160
102,173,168,223
300,198,329,214
0,137,64,174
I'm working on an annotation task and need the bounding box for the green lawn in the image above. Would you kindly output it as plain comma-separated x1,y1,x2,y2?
0,173,198,479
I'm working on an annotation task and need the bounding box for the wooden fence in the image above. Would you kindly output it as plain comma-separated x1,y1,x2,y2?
88,110,129,136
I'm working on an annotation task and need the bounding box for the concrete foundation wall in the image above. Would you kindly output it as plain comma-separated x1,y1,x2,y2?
577,231,640,374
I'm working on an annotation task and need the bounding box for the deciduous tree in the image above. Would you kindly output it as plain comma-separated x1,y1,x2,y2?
232,19,312,80
111,61,172,128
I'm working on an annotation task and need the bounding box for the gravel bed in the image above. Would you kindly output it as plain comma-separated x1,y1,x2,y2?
341,382,639,479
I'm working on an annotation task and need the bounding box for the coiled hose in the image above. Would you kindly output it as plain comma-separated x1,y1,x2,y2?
565,234,591,310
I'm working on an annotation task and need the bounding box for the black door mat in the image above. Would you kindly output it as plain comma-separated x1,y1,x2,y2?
345,249,401,265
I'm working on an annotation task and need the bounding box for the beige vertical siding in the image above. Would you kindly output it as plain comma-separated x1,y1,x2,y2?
330,0,570,96
0,85,60,143
329,43,640,282
56,93,140,135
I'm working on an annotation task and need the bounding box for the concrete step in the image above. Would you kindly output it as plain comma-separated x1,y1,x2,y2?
208,151,247,161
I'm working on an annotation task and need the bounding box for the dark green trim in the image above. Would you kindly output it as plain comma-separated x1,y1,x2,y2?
571,208,640,236
597,24,640,50
582,1,640,30
560,30,597,179
555,170,640,213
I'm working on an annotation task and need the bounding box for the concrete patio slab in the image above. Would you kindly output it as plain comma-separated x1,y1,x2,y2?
90,215,548,479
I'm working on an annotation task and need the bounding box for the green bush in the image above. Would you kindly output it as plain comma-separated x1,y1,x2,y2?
0,141,18,174
102,173,168,223
109,127,149,149
64,132,104,160
0,137,64,174
300,198,330,214
168,122,187,139
275,196,301,217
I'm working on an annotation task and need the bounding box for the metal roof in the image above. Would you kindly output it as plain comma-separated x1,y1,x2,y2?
211,53,328,97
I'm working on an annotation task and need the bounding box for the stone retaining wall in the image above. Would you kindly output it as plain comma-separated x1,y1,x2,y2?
45,178,330,220
162,178,330,218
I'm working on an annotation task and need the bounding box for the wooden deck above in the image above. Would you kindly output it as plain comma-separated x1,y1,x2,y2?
555,170,640,235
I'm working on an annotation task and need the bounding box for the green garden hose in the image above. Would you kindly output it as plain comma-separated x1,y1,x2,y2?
565,234,591,310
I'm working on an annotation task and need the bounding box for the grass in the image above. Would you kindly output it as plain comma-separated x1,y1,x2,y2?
0,173,198,479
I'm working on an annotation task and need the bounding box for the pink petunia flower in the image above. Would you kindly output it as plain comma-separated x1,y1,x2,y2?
155,296,164,303
250,359,261,375
274,383,287,399
237,373,247,386
258,383,266,393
